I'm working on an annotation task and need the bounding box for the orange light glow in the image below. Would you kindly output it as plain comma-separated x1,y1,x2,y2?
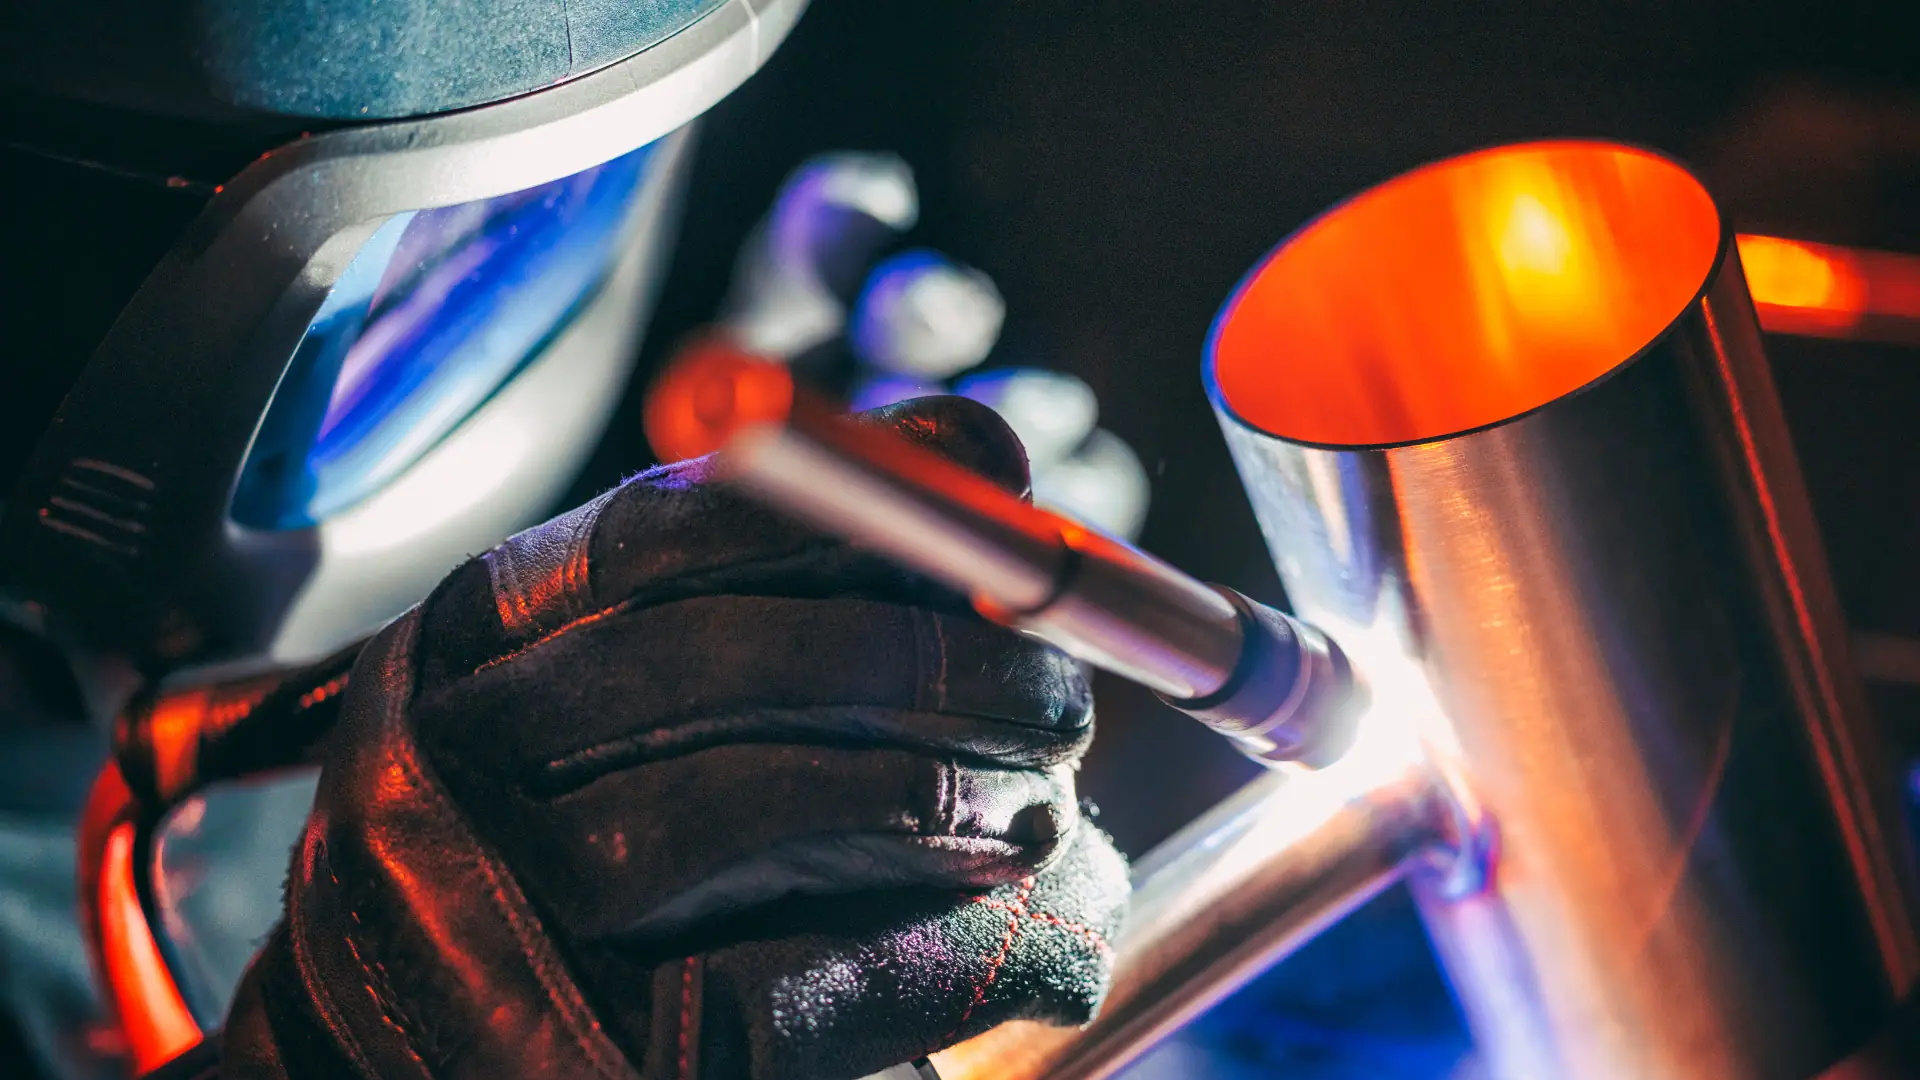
1211,142,1722,448
80,766,201,1074
1737,233,1920,344
1738,235,1852,314
100,824,201,1072
643,337,796,462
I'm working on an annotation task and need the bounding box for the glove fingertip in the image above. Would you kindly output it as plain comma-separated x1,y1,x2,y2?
859,395,1033,498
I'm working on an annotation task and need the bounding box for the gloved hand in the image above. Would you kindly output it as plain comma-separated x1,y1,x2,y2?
209,396,1128,1080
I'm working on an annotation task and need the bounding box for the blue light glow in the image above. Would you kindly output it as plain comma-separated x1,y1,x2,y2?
233,141,658,529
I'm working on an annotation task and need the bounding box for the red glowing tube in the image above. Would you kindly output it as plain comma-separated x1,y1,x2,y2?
643,336,797,464
80,764,203,1074
1738,233,1920,345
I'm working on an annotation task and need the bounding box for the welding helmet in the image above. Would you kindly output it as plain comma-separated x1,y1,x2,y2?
0,0,806,688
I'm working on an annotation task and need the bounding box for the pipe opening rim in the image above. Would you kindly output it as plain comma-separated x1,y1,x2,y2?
1205,139,1726,451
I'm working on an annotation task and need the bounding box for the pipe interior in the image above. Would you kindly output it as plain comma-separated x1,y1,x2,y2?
1209,141,1722,448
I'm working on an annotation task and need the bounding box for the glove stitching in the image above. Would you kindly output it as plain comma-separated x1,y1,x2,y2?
468,539,938,677
324,613,435,1079
526,706,1093,799
972,898,1116,959
297,672,352,713
388,731,636,1080
473,601,630,675
942,878,1035,1044
563,496,600,623
289,620,422,1080
323,845,436,1080
491,542,535,630
677,958,695,1080
378,610,633,1079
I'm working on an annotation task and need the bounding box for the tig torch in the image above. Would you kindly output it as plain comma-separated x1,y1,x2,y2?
647,347,1365,768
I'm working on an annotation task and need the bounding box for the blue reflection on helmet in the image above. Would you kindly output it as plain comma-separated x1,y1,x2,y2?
234,140,657,529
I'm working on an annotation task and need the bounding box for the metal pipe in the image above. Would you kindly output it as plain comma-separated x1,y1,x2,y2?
1207,139,1920,1079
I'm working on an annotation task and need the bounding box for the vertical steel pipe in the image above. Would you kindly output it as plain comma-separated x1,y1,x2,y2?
1207,140,1920,1079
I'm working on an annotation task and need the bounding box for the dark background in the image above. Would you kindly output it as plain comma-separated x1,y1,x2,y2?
569,0,1920,858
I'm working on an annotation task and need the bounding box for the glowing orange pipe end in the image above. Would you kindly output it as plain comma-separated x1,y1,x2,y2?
1211,141,1723,448
644,337,796,463
81,765,201,1075
1738,233,1920,344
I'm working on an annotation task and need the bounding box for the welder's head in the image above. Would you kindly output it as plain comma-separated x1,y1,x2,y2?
0,0,806,682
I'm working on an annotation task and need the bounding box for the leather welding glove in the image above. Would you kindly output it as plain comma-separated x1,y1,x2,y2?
200,396,1128,1080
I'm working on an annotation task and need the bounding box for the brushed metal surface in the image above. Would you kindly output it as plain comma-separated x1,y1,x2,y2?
1210,144,1920,1078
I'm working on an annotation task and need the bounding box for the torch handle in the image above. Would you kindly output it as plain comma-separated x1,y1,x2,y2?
649,348,1361,766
